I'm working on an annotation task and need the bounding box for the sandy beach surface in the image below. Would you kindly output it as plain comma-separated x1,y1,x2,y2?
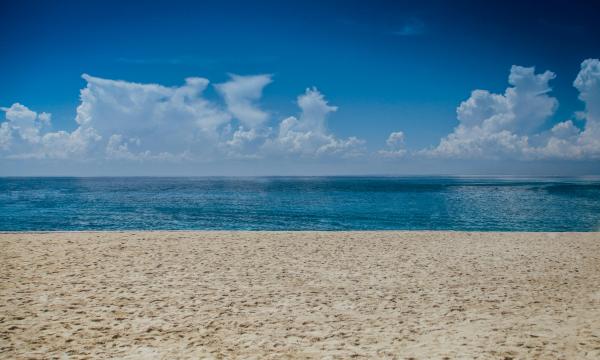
1,231,599,359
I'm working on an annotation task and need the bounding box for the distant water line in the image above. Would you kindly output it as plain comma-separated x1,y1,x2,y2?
1,177,600,231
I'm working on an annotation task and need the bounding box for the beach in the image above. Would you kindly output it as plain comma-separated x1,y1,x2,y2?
1,231,599,359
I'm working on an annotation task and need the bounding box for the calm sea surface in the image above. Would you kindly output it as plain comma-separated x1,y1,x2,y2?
1,177,600,231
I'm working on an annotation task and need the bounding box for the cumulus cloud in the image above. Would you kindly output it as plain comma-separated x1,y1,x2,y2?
0,103,99,159
3,60,598,166
105,134,144,160
219,126,267,159
523,59,600,160
0,123,10,150
378,131,407,158
423,65,557,159
215,74,272,128
571,58,600,156
0,74,233,161
265,88,365,157
38,127,101,160
422,60,600,160
1,103,44,144
78,74,233,161
1,74,364,162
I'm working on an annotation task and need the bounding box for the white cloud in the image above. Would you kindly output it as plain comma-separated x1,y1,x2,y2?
225,127,260,148
505,66,558,133
0,103,99,159
386,131,405,147
265,88,365,157
550,120,580,139
1,74,364,163
422,59,600,160
378,131,407,158
215,74,272,128
3,61,597,168
449,65,557,141
38,112,51,123
39,127,101,160
0,122,11,150
1,103,44,144
525,121,583,159
220,126,266,159
295,87,338,132
1,74,232,161
571,58,600,157
525,60,600,159
105,134,144,160
78,74,232,161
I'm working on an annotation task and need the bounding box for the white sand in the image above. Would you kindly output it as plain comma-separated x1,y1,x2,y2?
1,231,599,359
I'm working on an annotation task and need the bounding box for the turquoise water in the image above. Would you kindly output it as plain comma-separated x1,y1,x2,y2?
1,177,599,231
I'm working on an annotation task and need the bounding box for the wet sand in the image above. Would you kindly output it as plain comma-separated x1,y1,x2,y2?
1,231,599,359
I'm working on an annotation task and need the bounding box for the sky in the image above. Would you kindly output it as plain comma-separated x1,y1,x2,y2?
1,0,600,176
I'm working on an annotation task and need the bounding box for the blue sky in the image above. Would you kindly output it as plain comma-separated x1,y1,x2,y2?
1,0,600,175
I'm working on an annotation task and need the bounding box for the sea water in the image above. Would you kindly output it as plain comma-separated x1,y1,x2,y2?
1,177,599,231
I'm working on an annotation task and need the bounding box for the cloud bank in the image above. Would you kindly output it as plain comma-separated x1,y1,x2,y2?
1,59,600,172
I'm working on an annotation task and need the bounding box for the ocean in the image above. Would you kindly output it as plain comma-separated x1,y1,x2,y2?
1,177,599,231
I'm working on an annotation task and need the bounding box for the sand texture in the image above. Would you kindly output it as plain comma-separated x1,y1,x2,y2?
1,231,599,359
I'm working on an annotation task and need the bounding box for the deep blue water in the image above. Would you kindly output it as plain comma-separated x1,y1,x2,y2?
1,177,600,231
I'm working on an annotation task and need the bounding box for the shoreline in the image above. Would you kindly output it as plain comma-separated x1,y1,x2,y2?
2,231,599,358
1,230,599,233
